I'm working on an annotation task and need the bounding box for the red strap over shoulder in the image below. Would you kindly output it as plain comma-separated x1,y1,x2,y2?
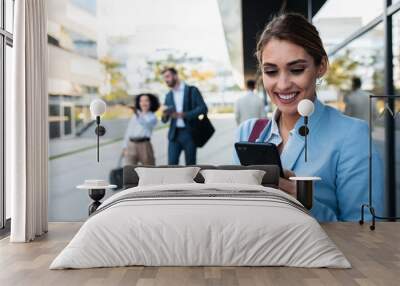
248,119,269,142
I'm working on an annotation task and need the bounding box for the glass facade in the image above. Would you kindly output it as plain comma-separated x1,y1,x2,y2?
0,38,3,228
59,27,98,59
316,1,400,217
5,0,13,33
392,10,400,215
314,0,383,53
331,23,385,99
5,44,12,220
393,12,400,94
71,0,96,15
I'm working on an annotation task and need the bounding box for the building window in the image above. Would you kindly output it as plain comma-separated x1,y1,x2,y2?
391,10,400,216
313,0,383,53
320,0,400,217
1,0,14,230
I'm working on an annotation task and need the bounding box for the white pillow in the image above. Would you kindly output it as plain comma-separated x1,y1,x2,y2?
135,167,201,186
200,169,266,185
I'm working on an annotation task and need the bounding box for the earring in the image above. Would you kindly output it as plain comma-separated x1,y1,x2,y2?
316,77,323,86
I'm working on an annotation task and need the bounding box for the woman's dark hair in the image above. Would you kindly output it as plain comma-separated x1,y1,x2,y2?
256,13,328,67
135,93,160,112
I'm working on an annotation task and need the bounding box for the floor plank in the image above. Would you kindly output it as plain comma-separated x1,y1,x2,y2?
0,222,399,286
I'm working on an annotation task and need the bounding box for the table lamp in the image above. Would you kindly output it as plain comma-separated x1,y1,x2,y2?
90,99,106,162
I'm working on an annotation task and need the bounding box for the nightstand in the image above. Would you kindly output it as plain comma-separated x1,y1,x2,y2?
289,176,321,210
77,180,117,215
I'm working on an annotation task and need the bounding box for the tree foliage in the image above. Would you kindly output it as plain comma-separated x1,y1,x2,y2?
100,56,129,103
324,50,359,90
145,53,215,85
324,48,385,95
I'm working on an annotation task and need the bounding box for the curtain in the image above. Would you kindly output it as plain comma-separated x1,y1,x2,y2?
9,0,48,242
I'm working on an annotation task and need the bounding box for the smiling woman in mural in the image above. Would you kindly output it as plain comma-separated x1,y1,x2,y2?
235,13,384,222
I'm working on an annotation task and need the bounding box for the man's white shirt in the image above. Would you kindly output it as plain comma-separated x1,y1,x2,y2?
173,82,186,127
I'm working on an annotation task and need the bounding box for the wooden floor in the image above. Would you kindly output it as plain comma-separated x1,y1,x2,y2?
0,222,399,286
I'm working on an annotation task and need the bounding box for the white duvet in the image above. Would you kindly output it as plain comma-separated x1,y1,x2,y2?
50,183,350,269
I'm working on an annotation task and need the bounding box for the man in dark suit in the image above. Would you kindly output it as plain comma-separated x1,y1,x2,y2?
161,67,207,165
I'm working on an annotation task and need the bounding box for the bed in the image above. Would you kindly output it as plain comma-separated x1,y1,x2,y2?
50,165,350,269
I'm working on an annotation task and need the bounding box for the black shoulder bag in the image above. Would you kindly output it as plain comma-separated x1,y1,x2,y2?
187,86,215,147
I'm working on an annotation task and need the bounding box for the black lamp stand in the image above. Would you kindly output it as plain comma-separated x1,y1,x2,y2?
298,116,309,162
94,115,106,162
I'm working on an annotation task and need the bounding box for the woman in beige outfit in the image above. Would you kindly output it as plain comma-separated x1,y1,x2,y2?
122,93,160,165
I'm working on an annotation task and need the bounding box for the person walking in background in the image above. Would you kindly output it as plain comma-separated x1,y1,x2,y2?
234,79,266,125
122,93,159,165
161,67,207,165
344,76,370,122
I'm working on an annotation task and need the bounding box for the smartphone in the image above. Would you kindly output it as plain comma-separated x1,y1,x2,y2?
163,105,175,115
235,142,284,177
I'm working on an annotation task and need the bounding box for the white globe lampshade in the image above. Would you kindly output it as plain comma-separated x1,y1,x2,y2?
90,99,106,117
297,99,315,117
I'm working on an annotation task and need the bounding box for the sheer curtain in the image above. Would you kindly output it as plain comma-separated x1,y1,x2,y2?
9,0,48,242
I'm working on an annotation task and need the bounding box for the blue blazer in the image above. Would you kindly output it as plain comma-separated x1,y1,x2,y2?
162,84,207,141
234,99,384,222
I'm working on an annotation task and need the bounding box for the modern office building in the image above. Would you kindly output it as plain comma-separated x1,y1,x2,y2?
47,0,102,139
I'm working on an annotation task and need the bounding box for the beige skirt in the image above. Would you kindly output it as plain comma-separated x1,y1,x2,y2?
125,141,155,165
